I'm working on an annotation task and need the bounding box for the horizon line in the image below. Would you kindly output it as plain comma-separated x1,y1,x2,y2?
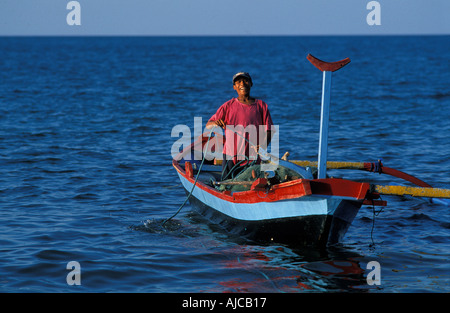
1,33,449,38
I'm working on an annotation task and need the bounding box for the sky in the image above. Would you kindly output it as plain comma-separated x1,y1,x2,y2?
0,0,449,36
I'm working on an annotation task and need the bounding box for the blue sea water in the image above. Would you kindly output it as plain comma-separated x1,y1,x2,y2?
0,36,449,294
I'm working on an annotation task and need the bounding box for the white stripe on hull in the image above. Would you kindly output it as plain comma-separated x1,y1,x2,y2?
177,173,343,222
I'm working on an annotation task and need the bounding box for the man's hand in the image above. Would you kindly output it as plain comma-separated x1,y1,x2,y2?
206,119,226,129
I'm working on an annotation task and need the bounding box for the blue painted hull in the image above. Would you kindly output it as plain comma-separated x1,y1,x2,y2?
176,171,363,247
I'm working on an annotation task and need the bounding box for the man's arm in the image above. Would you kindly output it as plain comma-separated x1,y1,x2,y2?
206,119,225,129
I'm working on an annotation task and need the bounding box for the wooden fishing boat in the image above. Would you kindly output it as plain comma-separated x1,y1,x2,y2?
170,54,450,247
173,136,386,246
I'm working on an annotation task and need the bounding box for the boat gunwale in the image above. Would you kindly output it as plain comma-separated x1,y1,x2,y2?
172,159,315,202
172,159,371,204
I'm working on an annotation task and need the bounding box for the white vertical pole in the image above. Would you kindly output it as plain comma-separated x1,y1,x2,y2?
318,71,332,179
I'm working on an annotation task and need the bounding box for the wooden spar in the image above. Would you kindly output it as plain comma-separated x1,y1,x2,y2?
307,54,351,179
380,167,431,187
290,160,365,170
372,185,450,199
215,158,433,189
289,160,432,187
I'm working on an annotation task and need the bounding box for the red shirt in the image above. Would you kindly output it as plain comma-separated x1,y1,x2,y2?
208,98,274,162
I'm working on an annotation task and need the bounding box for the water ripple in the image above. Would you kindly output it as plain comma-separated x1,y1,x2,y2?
0,36,448,293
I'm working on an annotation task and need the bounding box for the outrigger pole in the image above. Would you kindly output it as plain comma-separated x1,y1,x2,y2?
307,54,351,179
289,159,450,202
305,55,449,204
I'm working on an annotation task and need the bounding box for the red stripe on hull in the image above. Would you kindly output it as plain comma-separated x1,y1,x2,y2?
173,160,373,204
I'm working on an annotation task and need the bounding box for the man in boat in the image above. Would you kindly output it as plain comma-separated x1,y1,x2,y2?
205,72,275,180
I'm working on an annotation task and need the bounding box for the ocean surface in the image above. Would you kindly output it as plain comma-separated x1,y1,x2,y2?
0,36,449,294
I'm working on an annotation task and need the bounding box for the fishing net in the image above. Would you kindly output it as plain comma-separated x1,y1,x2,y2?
216,164,305,192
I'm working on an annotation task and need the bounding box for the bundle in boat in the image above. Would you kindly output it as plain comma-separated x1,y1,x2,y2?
213,164,306,192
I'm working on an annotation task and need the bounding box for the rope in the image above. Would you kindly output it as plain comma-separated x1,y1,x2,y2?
221,155,258,181
163,125,271,226
369,197,384,247
162,127,216,227
218,125,272,181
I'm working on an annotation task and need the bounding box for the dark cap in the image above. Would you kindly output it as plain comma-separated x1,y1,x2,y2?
232,72,252,85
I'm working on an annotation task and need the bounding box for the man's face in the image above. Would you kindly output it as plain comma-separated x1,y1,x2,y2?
233,77,252,95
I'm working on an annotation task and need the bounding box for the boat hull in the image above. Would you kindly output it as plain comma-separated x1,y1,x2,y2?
176,170,362,247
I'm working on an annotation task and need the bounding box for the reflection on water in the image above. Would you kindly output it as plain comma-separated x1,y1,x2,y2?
169,211,380,293
210,243,380,293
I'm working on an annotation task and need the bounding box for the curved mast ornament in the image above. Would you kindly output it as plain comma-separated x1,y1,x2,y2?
307,54,351,72
307,54,351,179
